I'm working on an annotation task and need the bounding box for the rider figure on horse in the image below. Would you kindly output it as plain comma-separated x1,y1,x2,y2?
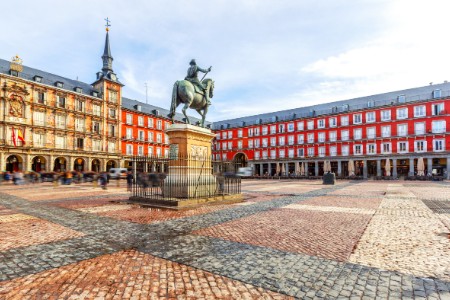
185,59,212,105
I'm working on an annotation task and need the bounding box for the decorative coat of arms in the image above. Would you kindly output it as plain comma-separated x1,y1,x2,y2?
9,95,23,117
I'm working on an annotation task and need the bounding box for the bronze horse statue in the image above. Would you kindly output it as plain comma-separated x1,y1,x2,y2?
168,78,214,127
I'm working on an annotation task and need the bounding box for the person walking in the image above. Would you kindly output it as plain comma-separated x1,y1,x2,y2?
99,172,108,190
126,171,133,192
65,171,72,185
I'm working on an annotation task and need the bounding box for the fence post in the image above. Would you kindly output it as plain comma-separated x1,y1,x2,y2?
132,156,137,196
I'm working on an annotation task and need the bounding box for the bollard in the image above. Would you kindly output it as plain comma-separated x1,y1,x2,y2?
116,179,120,187
53,179,58,188
93,178,98,188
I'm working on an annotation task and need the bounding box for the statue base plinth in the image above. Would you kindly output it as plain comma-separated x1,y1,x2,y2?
162,173,217,198
163,124,218,199
127,194,243,211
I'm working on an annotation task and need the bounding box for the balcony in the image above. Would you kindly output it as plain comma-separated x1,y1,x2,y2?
431,128,446,134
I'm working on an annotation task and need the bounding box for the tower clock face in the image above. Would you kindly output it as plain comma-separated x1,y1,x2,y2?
110,74,116,81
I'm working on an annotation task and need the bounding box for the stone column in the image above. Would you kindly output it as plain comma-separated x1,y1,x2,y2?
268,163,272,176
24,154,32,172
363,160,368,178
446,156,450,180
101,159,107,172
392,158,398,178
85,157,91,172
48,155,54,172
376,159,381,177
259,164,263,176
314,161,319,176
427,157,433,176
337,160,342,176
409,158,414,176
0,152,4,173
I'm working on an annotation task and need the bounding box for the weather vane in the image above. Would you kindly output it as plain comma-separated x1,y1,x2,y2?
105,17,111,32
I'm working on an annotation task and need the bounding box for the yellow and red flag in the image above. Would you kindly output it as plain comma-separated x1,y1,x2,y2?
17,129,25,145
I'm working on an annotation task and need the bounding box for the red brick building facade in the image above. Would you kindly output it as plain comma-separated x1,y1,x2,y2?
212,85,450,179
121,98,172,167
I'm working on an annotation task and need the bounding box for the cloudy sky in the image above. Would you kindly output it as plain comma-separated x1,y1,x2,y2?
2,0,450,121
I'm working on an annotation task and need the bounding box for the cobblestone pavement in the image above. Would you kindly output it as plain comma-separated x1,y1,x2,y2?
0,180,449,299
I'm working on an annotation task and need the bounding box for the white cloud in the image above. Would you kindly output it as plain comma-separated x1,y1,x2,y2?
3,0,450,122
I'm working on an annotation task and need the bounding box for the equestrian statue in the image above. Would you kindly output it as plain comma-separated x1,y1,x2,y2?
168,59,214,127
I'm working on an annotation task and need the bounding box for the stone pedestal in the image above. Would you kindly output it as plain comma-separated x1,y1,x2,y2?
323,172,335,185
163,124,216,198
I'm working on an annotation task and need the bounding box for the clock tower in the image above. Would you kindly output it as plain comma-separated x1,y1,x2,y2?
92,18,124,160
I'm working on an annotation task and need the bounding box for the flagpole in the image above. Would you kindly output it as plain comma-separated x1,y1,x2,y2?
11,127,17,147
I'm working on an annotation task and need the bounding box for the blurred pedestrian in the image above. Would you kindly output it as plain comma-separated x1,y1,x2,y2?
126,171,133,192
65,171,72,185
99,172,108,190
4,171,11,183
13,171,24,185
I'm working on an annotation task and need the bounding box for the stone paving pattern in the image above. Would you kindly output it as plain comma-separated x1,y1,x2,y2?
0,206,85,252
349,184,450,281
194,208,372,261
0,250,292,300
0,180,449,299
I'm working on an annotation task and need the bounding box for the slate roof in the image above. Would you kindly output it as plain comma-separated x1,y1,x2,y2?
0,58,101,98
0,57,209,127
212,82,450,130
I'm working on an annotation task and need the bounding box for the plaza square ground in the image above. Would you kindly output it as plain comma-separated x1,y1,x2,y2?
0,179,449,299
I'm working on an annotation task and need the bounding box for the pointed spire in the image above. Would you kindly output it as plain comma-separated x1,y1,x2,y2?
95,18,121,83
101,29,114,74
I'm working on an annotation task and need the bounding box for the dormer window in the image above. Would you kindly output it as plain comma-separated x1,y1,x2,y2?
397,94,406,103
34,76,42,83
433,89,441,99
92,91,99,97
74,87,83,93
55,81,64,88
134,105,142,111
153,109,160,116
10,70,18,77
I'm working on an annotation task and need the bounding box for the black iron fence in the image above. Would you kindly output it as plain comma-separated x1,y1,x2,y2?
130,155,241,201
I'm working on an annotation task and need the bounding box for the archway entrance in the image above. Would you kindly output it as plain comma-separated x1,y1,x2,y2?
54,157,67,172
106,160,116,171
74,158,85,172
6,155,21,172
355,160,364,176
367,160,377,177
91,159,100,172
233,153,247,172
54,157,66,172
32,156,46,172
